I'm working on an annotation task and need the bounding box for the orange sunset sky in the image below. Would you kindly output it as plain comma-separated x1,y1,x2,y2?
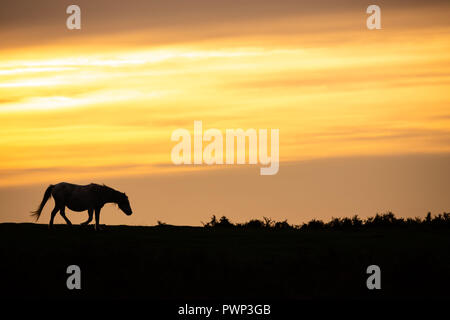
0,0,449,225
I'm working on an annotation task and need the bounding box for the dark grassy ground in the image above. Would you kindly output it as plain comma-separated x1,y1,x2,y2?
0,223,449,300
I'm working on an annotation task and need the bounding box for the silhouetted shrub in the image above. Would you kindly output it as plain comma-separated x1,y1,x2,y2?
300,219,325,230
202,212,450,231
263,217,275,228
218,216,233,227
426,212,432,223
351,215,363,228
274,219,292,230
203,215,233,228
242,219,265,229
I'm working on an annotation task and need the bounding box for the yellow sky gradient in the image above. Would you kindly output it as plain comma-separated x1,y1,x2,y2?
0,1,449,225
2,23,449,184
0,0,450,225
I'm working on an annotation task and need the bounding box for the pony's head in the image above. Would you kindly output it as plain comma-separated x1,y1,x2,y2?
117,192,133,216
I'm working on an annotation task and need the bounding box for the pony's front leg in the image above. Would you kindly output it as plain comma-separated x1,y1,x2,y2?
94,208,102,231
81,209,93,226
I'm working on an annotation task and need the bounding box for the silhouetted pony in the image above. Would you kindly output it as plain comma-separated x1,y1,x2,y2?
31,182,133,230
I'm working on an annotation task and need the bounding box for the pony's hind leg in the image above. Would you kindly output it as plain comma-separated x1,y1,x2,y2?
81,209,93,226
49,206,59,229
59,206,72,226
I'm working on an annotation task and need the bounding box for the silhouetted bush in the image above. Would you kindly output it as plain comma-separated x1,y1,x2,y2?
240,219,265,229
202,212,450,231
300,219,325,230
203,215,233,228
274,219,292,230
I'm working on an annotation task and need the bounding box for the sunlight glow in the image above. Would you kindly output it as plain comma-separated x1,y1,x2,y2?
0,8,449,186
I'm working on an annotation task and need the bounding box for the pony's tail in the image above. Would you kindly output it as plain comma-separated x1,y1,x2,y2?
30,185,54,221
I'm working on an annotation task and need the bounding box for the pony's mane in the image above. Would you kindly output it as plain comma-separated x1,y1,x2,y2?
100,184,123,199
101,184,116,192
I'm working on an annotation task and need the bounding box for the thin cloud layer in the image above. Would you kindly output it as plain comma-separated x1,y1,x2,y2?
0,0,449,189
